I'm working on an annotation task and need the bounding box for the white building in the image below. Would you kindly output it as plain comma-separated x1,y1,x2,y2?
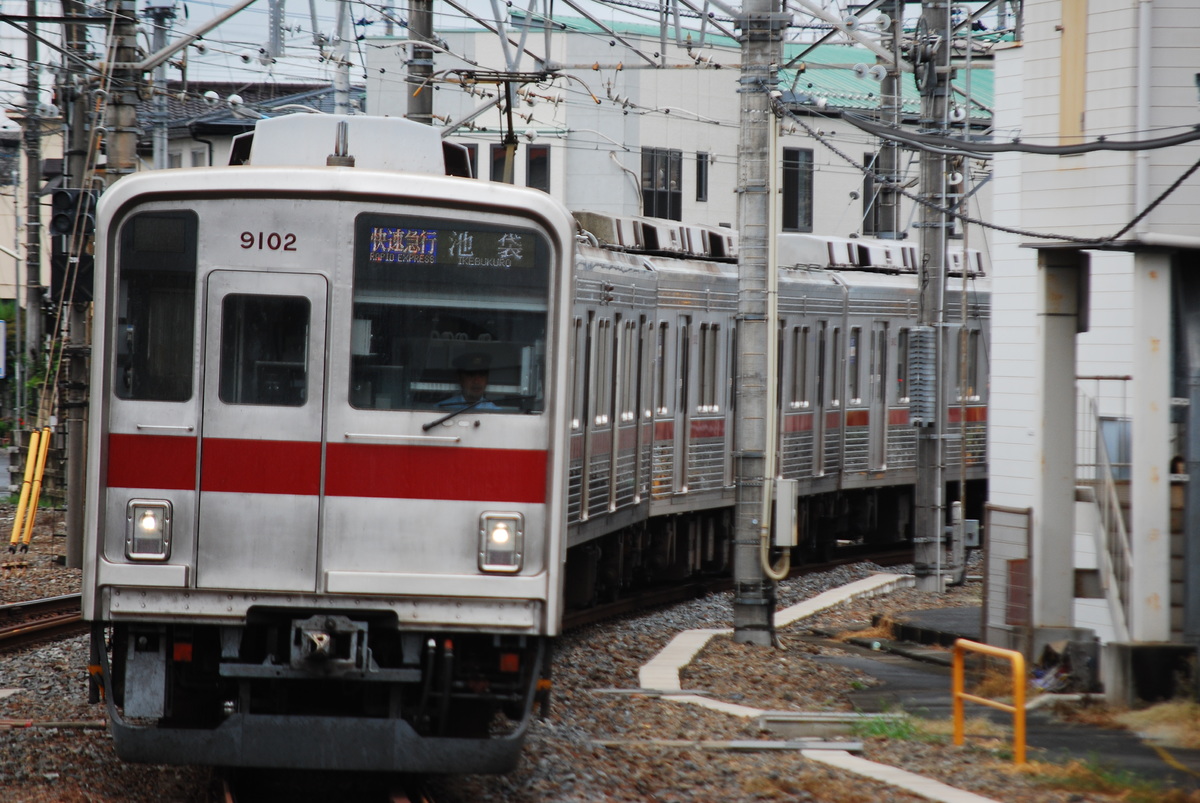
365,19,994,246
986,0,1200,699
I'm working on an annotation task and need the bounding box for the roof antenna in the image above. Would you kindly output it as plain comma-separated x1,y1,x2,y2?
327,120,356,167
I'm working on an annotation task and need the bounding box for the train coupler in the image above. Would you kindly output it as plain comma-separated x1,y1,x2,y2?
291,615,370,672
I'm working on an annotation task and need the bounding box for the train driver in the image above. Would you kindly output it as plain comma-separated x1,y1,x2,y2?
438,352,500,410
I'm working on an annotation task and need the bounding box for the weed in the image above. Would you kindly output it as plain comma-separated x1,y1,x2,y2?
1021,758,1200,803
1116,700,1200,749
852,713,946,744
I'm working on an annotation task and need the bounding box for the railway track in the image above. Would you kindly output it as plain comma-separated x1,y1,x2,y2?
1,545,912,648
0,593,86,652
563,544,914,631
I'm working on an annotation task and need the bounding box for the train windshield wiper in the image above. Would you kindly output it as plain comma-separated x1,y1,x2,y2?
421,395,541,431
422,398,485,431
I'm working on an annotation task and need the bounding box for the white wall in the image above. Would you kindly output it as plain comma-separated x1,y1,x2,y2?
364,28,992,249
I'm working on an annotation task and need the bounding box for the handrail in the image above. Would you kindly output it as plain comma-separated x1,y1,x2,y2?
952,638,1026,765
1075,389,1132,641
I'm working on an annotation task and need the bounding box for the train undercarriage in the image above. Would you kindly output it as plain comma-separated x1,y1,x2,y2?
91,614,549,772
564,479,987,607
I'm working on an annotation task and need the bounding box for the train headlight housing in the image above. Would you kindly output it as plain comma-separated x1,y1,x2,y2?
126,499,172,560
479,512,523,573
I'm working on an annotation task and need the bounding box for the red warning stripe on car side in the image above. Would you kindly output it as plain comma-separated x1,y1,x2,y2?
325,443,548,503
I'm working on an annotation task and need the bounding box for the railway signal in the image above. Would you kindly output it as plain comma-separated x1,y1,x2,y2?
49,188,97,237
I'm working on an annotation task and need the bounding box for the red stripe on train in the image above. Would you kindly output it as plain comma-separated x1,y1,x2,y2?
948,405,988,423
326,443,547,503
654,420,674,441
201,438,322,495
108,433,198,490
690,418,725,439
783,412,814,433
107,434,547,503
845,410,869,428
889,409,910,426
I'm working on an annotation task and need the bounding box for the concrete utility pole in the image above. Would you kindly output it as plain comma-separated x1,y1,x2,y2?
407,0,434,125
105,0,142,181
22,0,42,397
61,0,94,570
732,0,785,646
146,2,177,170
333,0,352,114
912,0,952,591
873,0,903,239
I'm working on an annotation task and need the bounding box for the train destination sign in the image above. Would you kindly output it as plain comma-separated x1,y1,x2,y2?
367,225,535,270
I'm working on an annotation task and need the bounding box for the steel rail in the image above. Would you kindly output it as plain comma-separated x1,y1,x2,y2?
0,593,85,652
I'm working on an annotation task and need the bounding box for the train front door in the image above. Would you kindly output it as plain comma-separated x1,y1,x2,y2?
196,271,329,591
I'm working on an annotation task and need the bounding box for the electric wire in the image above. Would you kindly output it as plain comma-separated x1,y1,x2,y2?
781,103,1200,246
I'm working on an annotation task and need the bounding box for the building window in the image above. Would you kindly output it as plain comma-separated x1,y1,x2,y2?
696,152,709,202
190,149,207,168
641,147,682,221
526,145,550,193
781,148,813,232
167,152,183,169
491,144,514,184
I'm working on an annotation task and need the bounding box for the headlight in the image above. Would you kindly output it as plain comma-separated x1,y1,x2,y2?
126,500,172,560
479,512,523,573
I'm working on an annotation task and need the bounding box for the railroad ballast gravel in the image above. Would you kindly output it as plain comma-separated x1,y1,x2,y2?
4,516,1113,801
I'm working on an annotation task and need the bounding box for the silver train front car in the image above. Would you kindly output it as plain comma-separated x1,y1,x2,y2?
81,115,574,773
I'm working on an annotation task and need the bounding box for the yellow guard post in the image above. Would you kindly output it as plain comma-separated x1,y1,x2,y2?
952,638,1027,764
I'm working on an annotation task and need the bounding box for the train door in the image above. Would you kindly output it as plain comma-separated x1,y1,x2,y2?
870,321,889,469
196,271,328,591
674,315,692,493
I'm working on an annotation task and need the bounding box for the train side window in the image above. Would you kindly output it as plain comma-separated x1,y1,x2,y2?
698,323,720,413
620,320,638,422
816,322,827,406
776,320,786,410
115,211,198,402
960,328,981,401
830,327,841,407
874,323,889,404
593,319,612,426
641,318,654,419
849,326,862,404
571,318,585,430
655,322,670,416
218,294,310,407
897,328,910,402
790,326,809,409
678,317,691,415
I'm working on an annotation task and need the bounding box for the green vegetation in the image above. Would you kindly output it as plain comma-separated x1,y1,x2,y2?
851,713,946,744
1024,757,1200,803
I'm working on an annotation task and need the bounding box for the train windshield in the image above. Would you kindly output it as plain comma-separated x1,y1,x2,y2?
350,213,550,414
114,211,199,402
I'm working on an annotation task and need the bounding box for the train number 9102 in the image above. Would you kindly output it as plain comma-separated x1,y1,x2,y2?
240,231,298,251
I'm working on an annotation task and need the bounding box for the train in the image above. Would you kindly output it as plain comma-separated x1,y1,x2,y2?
81,113,989,773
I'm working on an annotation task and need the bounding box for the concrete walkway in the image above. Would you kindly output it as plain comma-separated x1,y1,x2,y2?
635,571,1002,803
